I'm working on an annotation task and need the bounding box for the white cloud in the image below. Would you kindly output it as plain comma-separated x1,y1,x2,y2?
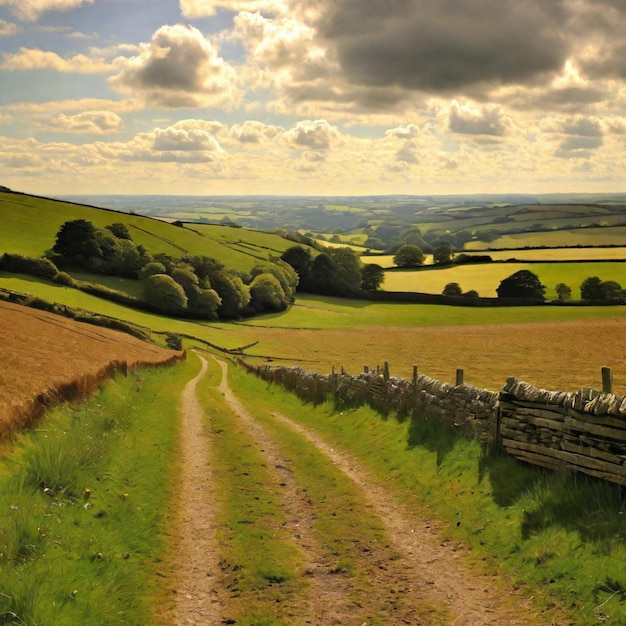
0,19,19,35
1,46,129,73
180,0,286,18
48,111,123,134
283,119,340,150
0,0,94,22
229,120,280,143
109,24,241,109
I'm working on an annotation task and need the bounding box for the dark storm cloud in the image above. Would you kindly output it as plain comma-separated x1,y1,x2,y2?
314,0,569,93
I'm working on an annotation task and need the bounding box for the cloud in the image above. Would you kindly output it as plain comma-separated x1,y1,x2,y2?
48,111,123,134
449,104,508,136
0,19,19,36
180,0,286,18
0,0,94,21
229,120,280,143
1,48,117,73
109,24,240,109
313,0,569,94
91,120,226,164
283,119,340,150
152,126,222,152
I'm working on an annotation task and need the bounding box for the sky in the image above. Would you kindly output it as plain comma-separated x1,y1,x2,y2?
1,0,626,197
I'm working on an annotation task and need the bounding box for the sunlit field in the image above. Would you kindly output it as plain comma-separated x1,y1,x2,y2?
382,262,626,298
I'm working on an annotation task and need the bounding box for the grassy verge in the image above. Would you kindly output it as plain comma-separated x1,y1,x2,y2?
0,358,193,625
196,357,304,625
228,364,626,625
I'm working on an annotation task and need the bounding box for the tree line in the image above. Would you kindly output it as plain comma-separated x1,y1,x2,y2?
49,219,299,319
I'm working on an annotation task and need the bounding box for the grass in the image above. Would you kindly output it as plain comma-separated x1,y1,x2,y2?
198,355,448,624
466,226,626,250
382,261,626,298
0,357,193,625
227,364,626,624
0,191,294,273
194,356,306,623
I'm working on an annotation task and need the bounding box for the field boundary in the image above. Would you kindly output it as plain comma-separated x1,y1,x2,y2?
241,360,626,486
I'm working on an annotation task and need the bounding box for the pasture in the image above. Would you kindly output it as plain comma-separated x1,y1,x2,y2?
382,261,626,298
0,192,293,273
4,270,626,394
466,225,626,250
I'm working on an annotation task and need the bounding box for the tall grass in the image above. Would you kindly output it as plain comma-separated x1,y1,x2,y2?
0,357,194,625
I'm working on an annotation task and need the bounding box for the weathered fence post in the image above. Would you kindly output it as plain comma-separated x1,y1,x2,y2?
412,365,418,388
383,362,390,382
364,365,369,374
602,367,613,394
456,368,464,386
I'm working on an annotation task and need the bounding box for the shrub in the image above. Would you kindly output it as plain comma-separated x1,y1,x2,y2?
0,253,58,279
52,271,74,287
165,333,183,350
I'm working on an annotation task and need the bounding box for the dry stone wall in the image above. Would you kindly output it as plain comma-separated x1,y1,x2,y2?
242,361,626,486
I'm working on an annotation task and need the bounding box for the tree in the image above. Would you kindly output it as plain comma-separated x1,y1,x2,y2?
393,245,425,268
555,283,572,301
433,244,453,265
140,261,167,280
53,219,101,260
443,282,462,296
361,264,385,291
281,246,313,291
211,271,250,318
463,289,480,298
249,273,288,312
105,223,132,240
601,280,623,300
580,276,604,300
143,274,187,314
496,270,546,299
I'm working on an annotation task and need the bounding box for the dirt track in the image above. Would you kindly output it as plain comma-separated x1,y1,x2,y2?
170,353,566,625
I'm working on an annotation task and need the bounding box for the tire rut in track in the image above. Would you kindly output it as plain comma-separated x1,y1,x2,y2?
168,355,224,626
212,356,359,624
215,357,562,626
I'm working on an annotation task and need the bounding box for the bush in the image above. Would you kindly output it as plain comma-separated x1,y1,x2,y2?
52,271,75,287
0,253,58,279
165,333,183,350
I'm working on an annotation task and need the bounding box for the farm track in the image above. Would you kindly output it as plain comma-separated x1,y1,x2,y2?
168,355,225,625
169,353,564,625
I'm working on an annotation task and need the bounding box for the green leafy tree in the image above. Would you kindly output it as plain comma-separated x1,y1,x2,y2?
601,280,623,300
53,219,101,260
211,271,250,319
143,274,187,314
281,246,313,291
393,245,425,268
555,283,572,301
249,273,288,312
463,289,479,298
580,276,604,300
433,244,453,265
496,270,546,299
105,223,132,240
139,261,167,279
443,282,463,296
361,264,385,291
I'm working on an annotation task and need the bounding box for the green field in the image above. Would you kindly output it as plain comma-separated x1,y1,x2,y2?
466,226,626,250
382,262,626,298
0,192,294,273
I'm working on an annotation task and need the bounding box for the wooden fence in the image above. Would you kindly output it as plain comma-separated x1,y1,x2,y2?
240,360,626,486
